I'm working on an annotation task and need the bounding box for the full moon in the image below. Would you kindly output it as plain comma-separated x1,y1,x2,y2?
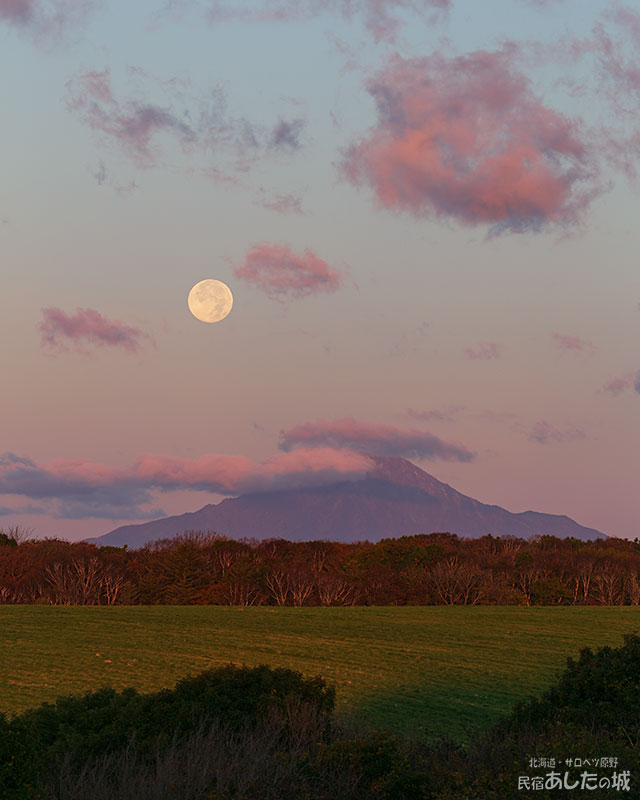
187,279,233,323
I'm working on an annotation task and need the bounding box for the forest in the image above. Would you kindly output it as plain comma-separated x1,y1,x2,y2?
1,528,639,607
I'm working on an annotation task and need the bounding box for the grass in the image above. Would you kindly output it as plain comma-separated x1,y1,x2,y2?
1,605,639,742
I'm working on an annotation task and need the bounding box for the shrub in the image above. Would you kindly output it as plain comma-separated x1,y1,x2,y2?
11,664,334,774
0,713,40,800
463,633,640,798
5,635,640,799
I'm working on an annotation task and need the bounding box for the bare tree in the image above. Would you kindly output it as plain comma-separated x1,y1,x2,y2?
571,558,595,605
220,578,262,606
288,567,315,607
72,558,102,604
513,565,541,607
45,562,75,605
427,558,485,605
100,567,125,605
263,566,290,606
45,558,105,604
0,525,33,544
593,562,625,605
316,573,359,606
625,570,640,605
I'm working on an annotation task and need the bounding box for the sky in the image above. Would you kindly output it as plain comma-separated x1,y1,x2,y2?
1,0,638,542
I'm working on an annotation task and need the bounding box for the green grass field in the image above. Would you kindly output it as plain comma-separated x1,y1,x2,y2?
1,606,639,742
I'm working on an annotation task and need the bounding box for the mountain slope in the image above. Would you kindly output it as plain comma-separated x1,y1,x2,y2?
87,456,606,548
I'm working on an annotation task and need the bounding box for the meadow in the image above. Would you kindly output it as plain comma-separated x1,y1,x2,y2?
2,605,639,742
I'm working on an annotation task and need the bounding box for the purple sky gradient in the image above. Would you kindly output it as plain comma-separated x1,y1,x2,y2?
1,0,638,540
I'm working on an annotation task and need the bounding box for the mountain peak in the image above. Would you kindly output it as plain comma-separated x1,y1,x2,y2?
367,455,446,488
88,457,607,548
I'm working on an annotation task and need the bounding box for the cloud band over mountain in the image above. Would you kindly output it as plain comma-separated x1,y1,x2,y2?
0,449,374,519
279,417,475,461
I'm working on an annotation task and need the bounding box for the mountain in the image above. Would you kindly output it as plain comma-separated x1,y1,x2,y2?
86,456,606,548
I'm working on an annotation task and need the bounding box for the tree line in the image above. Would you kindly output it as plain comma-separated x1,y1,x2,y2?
1,527,640,606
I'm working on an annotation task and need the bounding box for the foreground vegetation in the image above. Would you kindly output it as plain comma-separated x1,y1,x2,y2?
2,529,640,607
2,605,639,739
2,635,639,799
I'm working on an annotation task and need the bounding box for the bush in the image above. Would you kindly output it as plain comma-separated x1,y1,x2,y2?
4,635,640,799
462,633,640,799
9,664,334,776
0,713,40,800
503,632,640,740
322,728,435,799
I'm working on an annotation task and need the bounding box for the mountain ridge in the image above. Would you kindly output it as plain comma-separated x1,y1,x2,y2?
86,456,606,548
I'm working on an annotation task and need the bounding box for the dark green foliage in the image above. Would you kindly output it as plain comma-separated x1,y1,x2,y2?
166,663,335,728
497,631,640,739
0,714,40,800
18,686,145,768
322,728,435,799
6,663,334,781
461,633,640,798
4,634,640,799
0,532,18,548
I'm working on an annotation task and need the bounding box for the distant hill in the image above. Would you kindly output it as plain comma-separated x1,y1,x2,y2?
87,456,606,548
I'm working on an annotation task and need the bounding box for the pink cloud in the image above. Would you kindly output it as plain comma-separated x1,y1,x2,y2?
201,167,242,186
65,69,198,169
601,372,640,396
464,342,502,360
256,188,304,214
528,421,586,444
233,243,341,300
279,417,475,461
0,448,374,519
342,49,598,234
39,307,152,355
0,0,33,23
520,0,565,6
407,407,463,423
549,7,640,179
0,0,93,37
595,7,640,177
208,1,450,43
602,376,632,395
66,68,306,171
133,448,373,494
552,332,597,356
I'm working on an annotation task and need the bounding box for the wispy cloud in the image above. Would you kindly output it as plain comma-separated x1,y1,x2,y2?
207,0,451,43
0,502,48,516
601,370,640,397
388,321,429,357
552,332,596,355
539,6,640,180
520,0,565,6
66,68,306,172
464,342,502,360
407,406,463,423
602,375,633,396
233,243,341,300
0,0,94,42
527,420,586,444
279,417,475,461
39,307,153,355
269,118,304,152
256,188,304,215
342,48,599,234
